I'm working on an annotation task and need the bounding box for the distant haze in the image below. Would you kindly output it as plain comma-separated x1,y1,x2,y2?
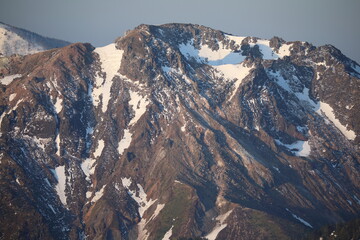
1,0,360,63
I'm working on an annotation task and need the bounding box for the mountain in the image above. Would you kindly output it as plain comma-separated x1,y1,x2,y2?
0,23,360,240
0,22,70,57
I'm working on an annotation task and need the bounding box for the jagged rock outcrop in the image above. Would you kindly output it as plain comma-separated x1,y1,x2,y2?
0,23,360,240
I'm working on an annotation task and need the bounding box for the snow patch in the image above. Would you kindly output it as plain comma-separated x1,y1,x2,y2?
52,166,67,205
252,39,279,60
121,177,132,188
315,61,327,80
268,70,291,92
268,70,356,141
148,203,165,222
129,90,149,126
9,93,16,101
16,178,21,185
273,166,280,173
277,43,293,58
91,185,106,203
86,191,92,199
317,102,356,140
94,139,105,158
181,122,187,132
179,38,256,101
295,87,318,109
81,158,97,181
93,43,123,112
86,126,93,150
116,90,149,156
0,99,24,133
85,139,104,179
122,177,161,240
138,202,166,240
353,195,360,204
179,36,290,65
286,208,313,228
276,140,311,157
48,204,56,214
268,69,317,109
179,40,246,66
0,74,22,85
54,96,63,114
225,35,246,46
55,134,61,156
205,210,233,240
214,63,252,100
126,182,156,217
179,41,200,61
214,63,251,83
292,214,313,228
200,46,245,66
121,177,157,216
118,129,132,156
198,43,231,61
32,136,51,152
346,105,353,110
161,226,173,240
162,66,192,84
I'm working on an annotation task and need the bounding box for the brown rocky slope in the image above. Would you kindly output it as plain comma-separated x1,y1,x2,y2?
0,23,360,239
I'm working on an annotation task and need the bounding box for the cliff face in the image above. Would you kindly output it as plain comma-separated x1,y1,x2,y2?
0,23,360,240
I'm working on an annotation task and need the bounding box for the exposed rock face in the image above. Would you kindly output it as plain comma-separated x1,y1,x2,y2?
0,23,360,240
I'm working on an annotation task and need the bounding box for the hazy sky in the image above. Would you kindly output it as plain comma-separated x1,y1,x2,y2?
1,0,359,62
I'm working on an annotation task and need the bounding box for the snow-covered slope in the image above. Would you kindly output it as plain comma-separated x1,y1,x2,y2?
0,22,70,56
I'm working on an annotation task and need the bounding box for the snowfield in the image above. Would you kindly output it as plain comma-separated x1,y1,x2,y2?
51,166,67,206
93,43,123,112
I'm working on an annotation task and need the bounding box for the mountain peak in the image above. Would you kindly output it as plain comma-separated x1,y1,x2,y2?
1,23,360,240
0,22,70,56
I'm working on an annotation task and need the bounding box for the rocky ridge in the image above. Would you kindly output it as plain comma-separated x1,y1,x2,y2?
0,23,360,240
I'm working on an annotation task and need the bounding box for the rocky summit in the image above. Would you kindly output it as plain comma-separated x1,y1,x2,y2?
0,23,360,240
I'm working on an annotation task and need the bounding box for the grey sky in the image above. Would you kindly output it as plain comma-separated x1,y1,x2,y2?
1,0,359,63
